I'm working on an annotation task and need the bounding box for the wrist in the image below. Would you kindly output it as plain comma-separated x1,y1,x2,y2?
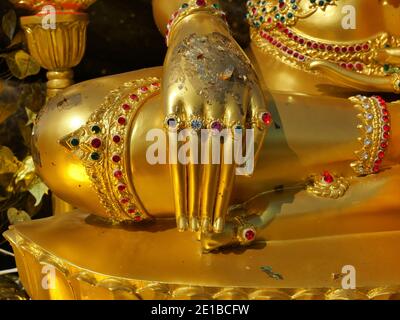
166,2,229,47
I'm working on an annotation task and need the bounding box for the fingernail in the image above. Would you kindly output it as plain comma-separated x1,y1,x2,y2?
189,217,200,232
213,217,225,233
201,217,212,233
177,217,188,232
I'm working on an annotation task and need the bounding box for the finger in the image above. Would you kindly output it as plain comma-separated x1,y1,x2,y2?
187,116,203,232
200,102,225,234
169,134,188,232
249,85,270,167
213,93,247,233
200,136,221,234
164,88,188,231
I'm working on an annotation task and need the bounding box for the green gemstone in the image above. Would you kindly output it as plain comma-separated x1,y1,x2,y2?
181,3,188,8
212,3,220,9
90,152,100,161
383,64,390,72
70,138,80,147
91,125,101,134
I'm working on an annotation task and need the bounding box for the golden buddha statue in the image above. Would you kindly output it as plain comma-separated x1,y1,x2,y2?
4,0,400,300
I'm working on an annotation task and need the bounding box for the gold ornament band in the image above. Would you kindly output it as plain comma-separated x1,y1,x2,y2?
246,0,337,30
165,0,228,46
247,1,400,79
349,95,391,176
59,78,161,222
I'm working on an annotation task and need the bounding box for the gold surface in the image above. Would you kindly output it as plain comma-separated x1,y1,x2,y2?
5,0,400,299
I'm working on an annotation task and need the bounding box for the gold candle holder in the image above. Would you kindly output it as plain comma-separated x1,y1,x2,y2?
10,0,96,97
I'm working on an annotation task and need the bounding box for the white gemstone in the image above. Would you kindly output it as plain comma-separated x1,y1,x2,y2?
362,153,369,160
364,139,372,146
365,125,373,134
365,113,373,120
363,103,370,109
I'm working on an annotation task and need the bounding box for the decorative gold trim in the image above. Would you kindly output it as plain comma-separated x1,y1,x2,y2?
59,78,161,222
6,230,400,300
349,95,391,176
165,1,228,46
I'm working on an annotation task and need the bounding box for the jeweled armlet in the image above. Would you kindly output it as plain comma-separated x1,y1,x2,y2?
349,95,391,176
59,78,161,222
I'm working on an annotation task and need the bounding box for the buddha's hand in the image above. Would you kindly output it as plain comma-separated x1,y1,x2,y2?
162,31,269,234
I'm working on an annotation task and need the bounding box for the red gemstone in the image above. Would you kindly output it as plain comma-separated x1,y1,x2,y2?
118,116,126,125
293,35,299,42
383,125,390,132
319,44,326,50
112,155,121,163
378,151,385,159
272,40,278,45
140,86,148,93
288,32,293,39
363,44,370,51
299,55,305,61
151,82,160,88
341,47,348,53
113,135,121,143
91,138,102,148
334,46,340,53
383,132,390,139
383,116,389,123
348,46,355,53
347,63,354,70
355,63,363,71
277,42,282,48
312,43,318,49
327,45,333,51
130,94,139,101
134,215,142,222
283,28,289,34
244,229,256,241
340,63,347,68
381,142,388,149
307,41,312,48
114,170,123,179
293,52,299,58
382,109,389,116
279,1,285,8
122,103,131,110
118,183,126,192
375,159,382,166
373,165,380,173
261,112,272,125
299,38,305,45
276,22,282,29
287,49,293,55
196,0,206,6
128,208,136,214
282,46,288,52
120,198,129,204
323,171,334,184
355,45,362,52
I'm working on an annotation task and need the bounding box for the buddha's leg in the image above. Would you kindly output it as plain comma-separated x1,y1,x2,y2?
200,94,400,251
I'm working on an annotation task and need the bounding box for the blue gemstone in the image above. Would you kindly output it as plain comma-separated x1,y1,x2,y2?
191,119,203,130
